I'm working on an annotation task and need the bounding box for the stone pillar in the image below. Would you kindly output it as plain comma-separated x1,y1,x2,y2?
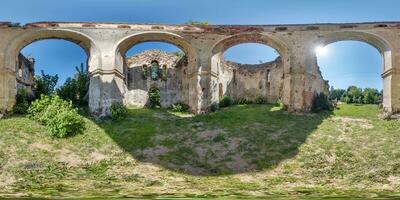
382,63,400,114
187,48,211,114
283,43,327,112
0,68,17,113
88,45,126,116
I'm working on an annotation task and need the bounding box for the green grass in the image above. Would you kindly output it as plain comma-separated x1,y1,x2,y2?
1,104,400,199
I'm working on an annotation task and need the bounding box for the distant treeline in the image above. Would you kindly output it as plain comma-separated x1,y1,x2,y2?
329,86,382,104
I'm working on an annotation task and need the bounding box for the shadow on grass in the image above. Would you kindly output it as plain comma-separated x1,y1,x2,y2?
94,104,332,176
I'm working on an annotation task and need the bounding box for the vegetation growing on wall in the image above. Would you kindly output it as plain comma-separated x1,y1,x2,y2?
148,87,161,108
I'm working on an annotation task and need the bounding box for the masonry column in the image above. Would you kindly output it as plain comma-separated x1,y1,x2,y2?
187,47,212,113
283,41,328,112
0,54,16,113
88,42,126,116
382,51,400,114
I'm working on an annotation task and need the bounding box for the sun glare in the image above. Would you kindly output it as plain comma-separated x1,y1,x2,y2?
315,45,328,56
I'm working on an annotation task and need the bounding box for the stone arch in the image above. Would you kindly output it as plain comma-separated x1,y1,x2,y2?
4,29,100,72
114,31,197,108
314,31,392,72
210,33,290,104
1,29,100,112
114,31,197,73
313,31,394,112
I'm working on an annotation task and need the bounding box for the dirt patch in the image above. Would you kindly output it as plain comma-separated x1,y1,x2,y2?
196,129,225,140
332,117,374,129
89,151,108,162
28,142,53,152
55,148,82,167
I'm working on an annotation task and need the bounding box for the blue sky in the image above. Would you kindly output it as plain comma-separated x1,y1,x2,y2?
2,0,400,89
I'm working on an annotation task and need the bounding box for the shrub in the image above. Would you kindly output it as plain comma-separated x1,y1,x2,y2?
171,102,189,112
110,102,128,120
13,89,33,114
219,96,232,108
235,98,252,105
312,93,333,113
275,98,285,108
27,95,85,138
255,96,266,104
210,102,220,112
148,88,161,108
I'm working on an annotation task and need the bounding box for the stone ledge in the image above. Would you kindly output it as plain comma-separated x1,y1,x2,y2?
89,69,125,79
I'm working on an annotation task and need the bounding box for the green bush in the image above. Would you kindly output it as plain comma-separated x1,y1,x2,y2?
210,102,220,112
13,89,33,114
275,98,285,108
219,96,232,108
312,93,333,113
110,102,128,120
235,98,252,105
171,102,189,112
255,96,266,104
148,88,161,108
27,95,85,138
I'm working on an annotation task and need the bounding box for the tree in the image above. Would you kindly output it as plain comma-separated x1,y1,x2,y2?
57,63,89,107
362,88,380,104
329,88,346,101
34,70,58,97
343,86,363,104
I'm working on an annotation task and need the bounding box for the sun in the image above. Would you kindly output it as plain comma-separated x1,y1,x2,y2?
315,45,328,56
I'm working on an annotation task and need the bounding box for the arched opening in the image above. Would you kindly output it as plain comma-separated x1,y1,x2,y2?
117,34,193,108
12,39,89,113
316,40,384,105
3,30,97,113
223,43,279,64
212,34,287,105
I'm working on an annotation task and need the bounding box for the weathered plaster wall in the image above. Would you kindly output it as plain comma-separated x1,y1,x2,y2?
0,21,399,115
124,50,188,107
218,57,285,103
16,53,35,95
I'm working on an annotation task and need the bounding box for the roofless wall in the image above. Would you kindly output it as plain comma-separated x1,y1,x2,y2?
0,21,399,115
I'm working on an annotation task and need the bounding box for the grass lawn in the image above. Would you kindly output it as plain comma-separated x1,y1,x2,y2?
0,104,400,199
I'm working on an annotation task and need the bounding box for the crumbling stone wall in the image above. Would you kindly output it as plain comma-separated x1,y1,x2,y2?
16,53,34,95
124,50,188,107
1,21,399,115
218,57,284,103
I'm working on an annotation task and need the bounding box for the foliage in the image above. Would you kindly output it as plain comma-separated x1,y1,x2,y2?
235,98,252,105
110,102,128,120
219,96,232,108
329,88,346,101
341,86,363,104
57,63,89,107
148,87,161,108
275,98,285,109
12,89,34,114
185,20,209,25
255,96,266,104
337,86,381,105
210,102,220,112
362,88,381,104
34,70,58,97
27,95,85,138
312,92,333,112
171,102,189,113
